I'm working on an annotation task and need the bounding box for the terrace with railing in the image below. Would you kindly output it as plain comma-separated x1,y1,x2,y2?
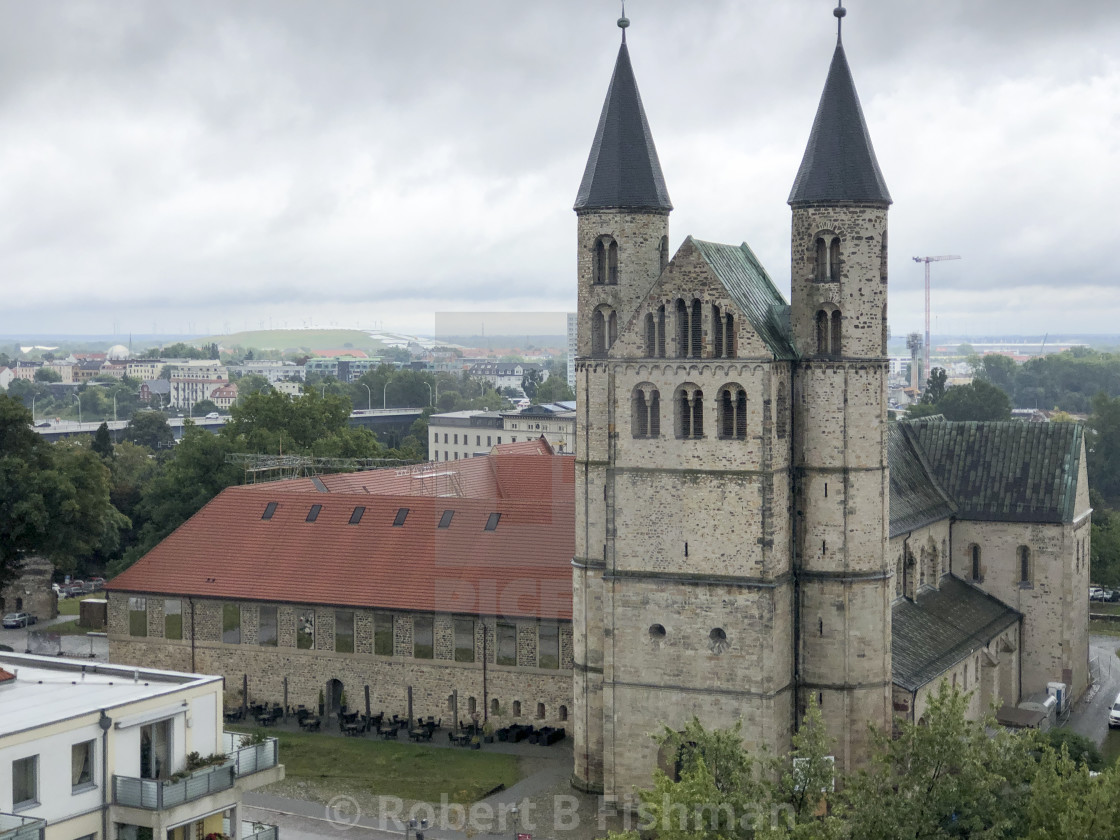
112,733,279,810
0,814,45,840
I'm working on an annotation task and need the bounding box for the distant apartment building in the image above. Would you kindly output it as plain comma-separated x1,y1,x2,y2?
0,652,283,840
125,360,164,381
304,357,380,383
566,312,576,387
169,363,228,410
12,361,73,384
209,383,239,409
428,402,576,461
467,362,547,392
98,362,126,380
228,361,305,383
271,380,304,397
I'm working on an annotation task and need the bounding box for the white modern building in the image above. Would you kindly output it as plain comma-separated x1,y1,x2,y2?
0,653,282,840
428,403,576,461
169,364,228,410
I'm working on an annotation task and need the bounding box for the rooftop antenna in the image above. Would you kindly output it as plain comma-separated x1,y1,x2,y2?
912,255,962,384
618,0,629,42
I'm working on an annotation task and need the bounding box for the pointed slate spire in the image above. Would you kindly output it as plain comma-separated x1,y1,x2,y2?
788,10,891,207
574,36,672,213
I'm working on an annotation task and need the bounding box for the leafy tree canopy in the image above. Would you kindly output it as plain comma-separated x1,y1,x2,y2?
34,366,61,383
124,411,175,450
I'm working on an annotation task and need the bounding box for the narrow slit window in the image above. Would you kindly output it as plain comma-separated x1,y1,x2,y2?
306,504,322,522
393,507,410,527
262,502,278,520
349,506,365,525
485,512,501,531
438,510,454,529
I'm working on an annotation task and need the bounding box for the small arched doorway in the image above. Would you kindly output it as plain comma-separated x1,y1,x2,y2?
327,678,344,716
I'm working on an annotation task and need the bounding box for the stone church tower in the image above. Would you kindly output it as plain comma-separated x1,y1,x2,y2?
572,7,892,795
788,4,894,771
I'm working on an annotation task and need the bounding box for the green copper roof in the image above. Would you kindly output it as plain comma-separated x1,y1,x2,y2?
690,237,796,360
888,424,957,538
902,419,1084,523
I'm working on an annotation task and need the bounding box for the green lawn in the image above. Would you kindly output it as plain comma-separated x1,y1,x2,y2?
57,594,101,617
229,726,519,803
1090,619,1120,637
45,619,98,636
1093,602,1120,616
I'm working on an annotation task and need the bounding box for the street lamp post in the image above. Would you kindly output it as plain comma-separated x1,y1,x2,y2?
383,381,389,409
113,393,117,423
361,383,371,411
73,393,81,425
423,382,432,408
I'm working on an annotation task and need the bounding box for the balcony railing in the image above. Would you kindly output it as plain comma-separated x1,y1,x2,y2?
0,814,45,840
112,762,234,810
222,732,280,776
235,821,277,840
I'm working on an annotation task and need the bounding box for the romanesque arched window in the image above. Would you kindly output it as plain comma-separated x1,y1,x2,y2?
607,239,619,285
645,313,656,357
815,237,828,281
776,390,788,439
676,386,703,439
816,310,829,354
633,385,661,439
690,300,702,358
659,235,669,273
725,313,735,358
971,544,981,580
592,310,606,357
718,386,747,440
657,305,666,357
593,238,607,285
712,305,723,358
1019,546,1032,585
829,237,841,280
608,310,618,348
880,229,888,284
830,310,842,356
676,299,689,357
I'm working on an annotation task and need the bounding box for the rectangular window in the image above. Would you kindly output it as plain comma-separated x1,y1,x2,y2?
164,599,182,640
476,435,481,446
413,615,434,659
261,501,278,520
487,436,492,446
485,513,501,531
1020,546,1032,584
444,433,448,443
297,609,315,649
454,434,458,444
539,623,560,669
71,740,94,790
438,510,454,529
497,437,501,444
222,603,241,644
349,506,365,524
128,597,147,637
335,610,354,653
497,621,517,666
454,618,475,662
374,613,394,656
306,504,322,522
393,507,410,526
454,452,459,460
259,606,278,647
13,755,38,808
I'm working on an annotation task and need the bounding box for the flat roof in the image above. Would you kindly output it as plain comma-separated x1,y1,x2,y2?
0,653,219,737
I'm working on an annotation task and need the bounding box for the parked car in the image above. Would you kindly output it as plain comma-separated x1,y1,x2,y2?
1110,692,1120,729
2,612,36,629
206,412,220,419
87,577,106,590
1090,587,1106,601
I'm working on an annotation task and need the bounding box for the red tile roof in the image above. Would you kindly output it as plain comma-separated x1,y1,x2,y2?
0,668,14,683
108,453,575,620
493,436,554,457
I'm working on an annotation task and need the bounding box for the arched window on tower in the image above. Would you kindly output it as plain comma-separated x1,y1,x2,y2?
608,310,618,349
830,310,842,356
657,305,666,357
829,237,841,281
816,310,829,354
645,313,656,357
712,305,723,358
725,313,735,358
815,238,828,282
718,386,747,440
676,386,703,439
880,230,888,284
676,299,689,357
592,309,606,358
690,300,702,358
593,238,606,285
607,239,619,285
659,235,669,273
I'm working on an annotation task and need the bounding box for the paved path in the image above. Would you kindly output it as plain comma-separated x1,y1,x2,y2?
1067,635,1120,745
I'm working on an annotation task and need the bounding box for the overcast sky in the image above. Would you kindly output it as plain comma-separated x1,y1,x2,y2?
0,0,1117,340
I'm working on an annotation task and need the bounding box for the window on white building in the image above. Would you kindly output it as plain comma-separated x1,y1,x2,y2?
72,740,94,790
13,755,38,808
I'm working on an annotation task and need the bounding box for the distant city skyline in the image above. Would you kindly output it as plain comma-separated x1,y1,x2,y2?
0,1,1116,336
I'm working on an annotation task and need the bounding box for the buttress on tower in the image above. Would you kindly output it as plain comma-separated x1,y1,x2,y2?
572,7,893,796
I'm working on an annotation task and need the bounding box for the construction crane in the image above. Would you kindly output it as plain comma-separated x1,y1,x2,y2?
912,254,961,385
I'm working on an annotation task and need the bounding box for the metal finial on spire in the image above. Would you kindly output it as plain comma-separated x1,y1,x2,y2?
834,0,846,41
618,0,629,43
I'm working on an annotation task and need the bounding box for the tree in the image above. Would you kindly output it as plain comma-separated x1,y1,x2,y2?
222,388,383,458
535,374,575,404
92,422,114,459
0,395,127,587
973,353,1019,395
936,379,1012,421
124,411,174,450
521,368,544,400
191,399,220,416
921,367,948,404
234,373,272,401
34,366,61,383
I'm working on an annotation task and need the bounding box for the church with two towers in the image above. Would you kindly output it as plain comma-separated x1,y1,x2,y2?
571,6,1090,796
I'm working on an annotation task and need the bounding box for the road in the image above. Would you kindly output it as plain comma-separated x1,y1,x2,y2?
1067,635,1120,751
